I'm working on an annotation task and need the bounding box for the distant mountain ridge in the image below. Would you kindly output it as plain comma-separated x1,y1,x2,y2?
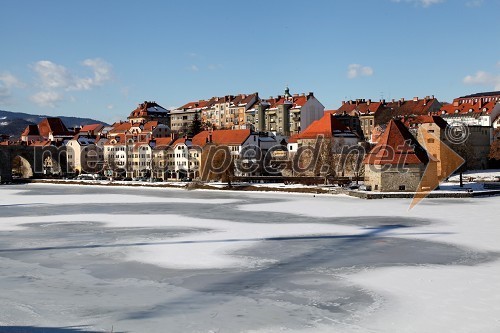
0,110,109,138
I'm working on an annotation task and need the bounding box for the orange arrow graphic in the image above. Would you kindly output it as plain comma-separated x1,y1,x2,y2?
410,127,465,209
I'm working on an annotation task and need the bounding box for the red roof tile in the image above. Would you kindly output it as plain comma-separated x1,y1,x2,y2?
288,134,300,143
143,121,159,132
404,115,448,129
38,118,72,137
128,101,169,119
364,119,429,165
21,124,40,137
192,129,251,147
384,98,438,116
336,101,384,115
154,137,175,148
80,124,104,133
109,122,132,134
296,113,356,139
439,101,497,116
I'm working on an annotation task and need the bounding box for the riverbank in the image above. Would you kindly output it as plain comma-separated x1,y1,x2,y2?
5,178,500,199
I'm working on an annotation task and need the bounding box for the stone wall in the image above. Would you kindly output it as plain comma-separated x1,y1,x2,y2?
364,163,425,192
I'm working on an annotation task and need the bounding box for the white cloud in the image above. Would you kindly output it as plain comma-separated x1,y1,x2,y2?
79,58,113,88
463,71,500,90
0,72,25,104
33,60,73,89
347,64,374,79
466,0,483,7
0,72,25,89
33,58,112,92
107,104,114,110
0,86,10,103
391,0,445,7
189,65,199,72
30,58,113,108
208,64,223,70
30,91,64,108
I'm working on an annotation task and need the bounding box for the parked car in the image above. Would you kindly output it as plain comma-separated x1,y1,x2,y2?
181,177,192,182
123,177,132,181
76,174,95,180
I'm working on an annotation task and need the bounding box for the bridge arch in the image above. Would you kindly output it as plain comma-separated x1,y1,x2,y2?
0,145,68,182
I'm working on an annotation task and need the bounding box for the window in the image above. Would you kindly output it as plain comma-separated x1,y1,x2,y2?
427,138,435,143
399,185,406,191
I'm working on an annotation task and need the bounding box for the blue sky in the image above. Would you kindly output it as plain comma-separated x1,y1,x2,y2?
0,0,499,124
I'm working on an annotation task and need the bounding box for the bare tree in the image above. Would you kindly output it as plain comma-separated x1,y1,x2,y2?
200,145,235,187
451,142,476,187
489,129,500,161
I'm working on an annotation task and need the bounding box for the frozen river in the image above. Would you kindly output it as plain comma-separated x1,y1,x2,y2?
0,184,499,332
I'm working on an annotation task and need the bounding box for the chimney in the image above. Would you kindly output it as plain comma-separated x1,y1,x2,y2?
342,101,346,105
478,98,483,109
307,92,313,100
367,99,371,106
413,97,418,102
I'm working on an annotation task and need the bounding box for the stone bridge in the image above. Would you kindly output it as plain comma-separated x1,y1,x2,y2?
0,145,68,182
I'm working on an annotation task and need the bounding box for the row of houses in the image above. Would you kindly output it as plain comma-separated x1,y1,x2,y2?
3,89,500,192
171,88,325,136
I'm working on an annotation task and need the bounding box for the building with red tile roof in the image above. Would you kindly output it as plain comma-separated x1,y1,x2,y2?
333,96,441,143
127,101,170,125
284,113,361,178
256,88,325,136
364,119,431,192
108,122,133,136
20,118,74,144
21,125,41,142
79,123,104,135
37,118,73,138
192,129,252,148
228,93,259,130
438,98,500,127
170,99,212,133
